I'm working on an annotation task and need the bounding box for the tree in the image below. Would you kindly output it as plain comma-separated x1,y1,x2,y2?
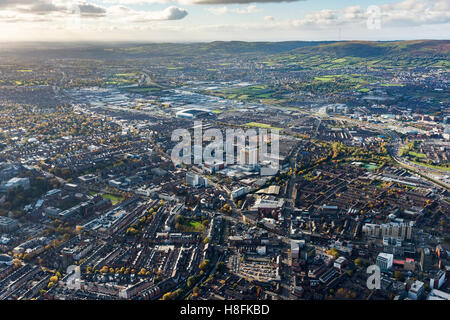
220,204,232,215
394,271,404,281
175,215,184,225
126,227,138,235
162,289,182,300
187,275,198,288
138,268,147,276
162,292,174,300
199,259,210,271
326,248,339,259
216,262,225,272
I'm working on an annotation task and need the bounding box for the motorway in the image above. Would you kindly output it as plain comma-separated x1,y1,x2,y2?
385,129,450,190
322,114,450,191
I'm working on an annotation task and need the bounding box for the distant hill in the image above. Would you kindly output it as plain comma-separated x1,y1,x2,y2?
108,40,450,59
0,40,448,67
195,41,329,55
288,40,450,58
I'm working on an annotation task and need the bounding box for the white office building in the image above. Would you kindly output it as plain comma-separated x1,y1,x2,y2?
408,280,424,300
186,173,208,188
376,252,393,271
1,177,30,192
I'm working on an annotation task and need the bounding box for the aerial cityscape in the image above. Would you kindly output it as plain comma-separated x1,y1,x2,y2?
0,0,449,307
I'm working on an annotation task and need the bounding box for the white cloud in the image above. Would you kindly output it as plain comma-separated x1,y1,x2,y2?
206,4,262,15
206,6,229,15
0,0,188,23
0,0,107,16
186,0,450,39
101,0,303,4
128,6,188,21
1,0,449,40
234,4,262,14
379,0,450,26
185,0,300,3
283,0,450,29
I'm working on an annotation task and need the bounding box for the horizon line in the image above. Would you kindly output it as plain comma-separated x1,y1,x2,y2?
0,39,448,45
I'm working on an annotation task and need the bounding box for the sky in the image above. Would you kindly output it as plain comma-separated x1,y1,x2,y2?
0,0,449,42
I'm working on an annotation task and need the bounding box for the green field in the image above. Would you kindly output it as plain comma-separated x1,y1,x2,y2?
205,84,280,102
408,151,426,159
363,163,380,171
411,161,450,172
102,194,124,205
245,122,283,130
314,76,336,82
189,221,202,230
176,219,205,233
380,83,404,87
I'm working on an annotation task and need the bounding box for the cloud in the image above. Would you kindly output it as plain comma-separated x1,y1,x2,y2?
129,6,188,21
233,4,262,14
186,0,302,3
0,0,106,16
188,0,450,39
102,0,304,4
106,5,187,22
206,4,262,15
283,0,450,29
379,0,450,26
78,2,108,16
206,6,229,15
1,0,449,40
0,0,188,23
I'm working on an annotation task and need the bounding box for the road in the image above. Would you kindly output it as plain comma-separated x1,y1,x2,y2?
324,114,449,191
384,129,450,190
